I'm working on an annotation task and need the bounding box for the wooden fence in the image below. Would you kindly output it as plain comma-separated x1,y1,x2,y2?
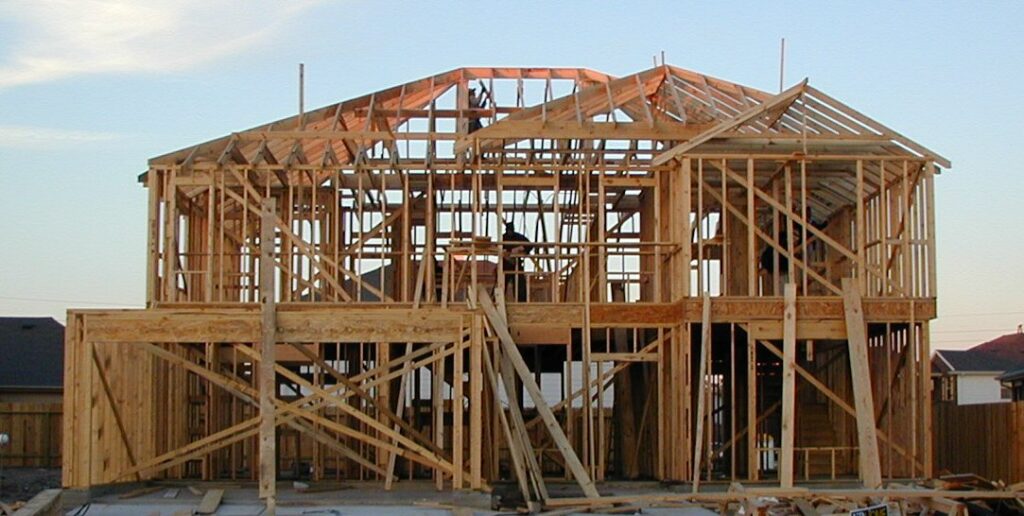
0,403,62,468
934,401,1024,484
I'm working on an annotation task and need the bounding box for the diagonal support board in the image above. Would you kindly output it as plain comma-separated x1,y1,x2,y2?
842,278,882,488
481,342,540,504
497,345,550,503
284,341,445,458
476,287,599,499
90,347,142,481
120,343,392,481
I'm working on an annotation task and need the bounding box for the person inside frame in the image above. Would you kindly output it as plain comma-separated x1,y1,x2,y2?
501,220,534,302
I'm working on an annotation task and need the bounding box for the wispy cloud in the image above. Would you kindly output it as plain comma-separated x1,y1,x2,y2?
0,0,319,89
0,124,121,148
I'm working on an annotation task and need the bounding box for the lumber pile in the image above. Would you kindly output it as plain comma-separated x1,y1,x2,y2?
538,479,1024,515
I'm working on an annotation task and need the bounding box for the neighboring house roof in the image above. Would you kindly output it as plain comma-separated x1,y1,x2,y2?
0,317,64,390
972,331,1024,367
999,367,1024,383
934,349,1011,373
933,330,1024,375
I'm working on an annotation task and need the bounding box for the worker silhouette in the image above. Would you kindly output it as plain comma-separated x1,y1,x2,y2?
468,87,484,133
760,231,794,295
501,222,533,302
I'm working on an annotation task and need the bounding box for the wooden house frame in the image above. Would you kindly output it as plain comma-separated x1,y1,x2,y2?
63,65,948,508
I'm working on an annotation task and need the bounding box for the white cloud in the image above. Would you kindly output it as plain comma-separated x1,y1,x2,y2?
0,0,320,88
0,124,121,147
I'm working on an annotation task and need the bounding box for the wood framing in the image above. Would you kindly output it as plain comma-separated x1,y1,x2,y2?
64,65,949,509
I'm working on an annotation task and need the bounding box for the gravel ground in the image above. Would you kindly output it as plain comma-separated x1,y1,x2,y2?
0,467,61,504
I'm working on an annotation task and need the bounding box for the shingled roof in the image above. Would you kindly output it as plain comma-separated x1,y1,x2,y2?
0,317,64,390
934,349,1019,373
971,331,1024,366
934,330,1024,374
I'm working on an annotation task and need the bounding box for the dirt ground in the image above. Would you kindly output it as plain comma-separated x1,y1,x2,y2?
0,467,61,504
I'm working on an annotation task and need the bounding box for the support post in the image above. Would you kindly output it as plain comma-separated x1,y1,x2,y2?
692,294,711,491
747,326,758,481
259,198,277,514
679,158,693,299
469,315,483,489
780,283,797,487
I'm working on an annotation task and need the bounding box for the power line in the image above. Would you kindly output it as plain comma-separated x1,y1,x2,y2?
932,327,1018,334
938,310,1024,318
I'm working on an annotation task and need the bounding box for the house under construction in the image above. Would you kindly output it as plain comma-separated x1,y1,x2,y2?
62,65,948,509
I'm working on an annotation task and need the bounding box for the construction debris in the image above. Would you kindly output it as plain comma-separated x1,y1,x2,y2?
539,480,1024,515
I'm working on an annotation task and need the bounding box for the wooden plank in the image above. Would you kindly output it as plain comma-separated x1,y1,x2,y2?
601,176,657,187
276,310,462,343
469,315,483,489
922,321,933,477
453,325,464,488
842,278,882,488
747,159,756,296
78,297,937,341
589,303,683,326
476,288,599,498
692,294,712,491
258,198,277,509
84,311,260,343
747,329,758,481
480,342,535,504
590,352,658,362
498,348,549,502
678,159,692,299
196,488,224,514
779,283,797,488
748,320,846,340
546,488,1024,508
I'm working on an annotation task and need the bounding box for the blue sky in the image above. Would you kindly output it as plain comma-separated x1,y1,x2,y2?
1,1,1022,349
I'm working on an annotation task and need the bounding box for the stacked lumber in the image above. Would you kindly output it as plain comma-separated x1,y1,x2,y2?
538,479,1024,515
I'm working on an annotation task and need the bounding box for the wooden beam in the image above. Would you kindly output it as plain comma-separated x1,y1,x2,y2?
258,198,277,512
779,283,797,488
692,294,712,491
842,278,882,488
747,330,758,481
